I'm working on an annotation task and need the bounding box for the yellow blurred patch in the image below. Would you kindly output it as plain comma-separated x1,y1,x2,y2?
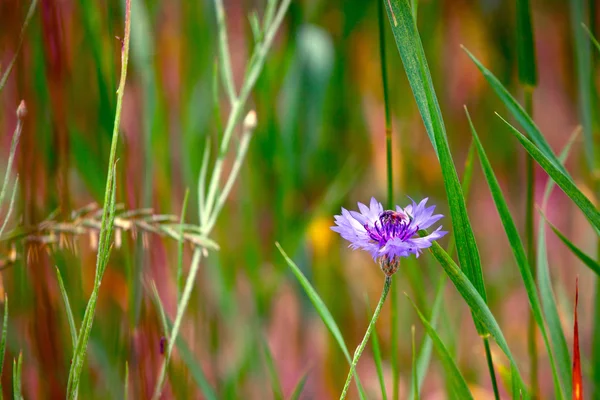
308,216,335,258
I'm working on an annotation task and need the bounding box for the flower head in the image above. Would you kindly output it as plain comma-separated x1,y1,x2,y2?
331,197,447,276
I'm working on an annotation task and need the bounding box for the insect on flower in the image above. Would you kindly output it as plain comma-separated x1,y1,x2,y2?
331,197,447,276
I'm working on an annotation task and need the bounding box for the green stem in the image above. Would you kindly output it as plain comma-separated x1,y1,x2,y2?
377,2,398,397
340,277,392,400
524,87,538,399
483,338,501,400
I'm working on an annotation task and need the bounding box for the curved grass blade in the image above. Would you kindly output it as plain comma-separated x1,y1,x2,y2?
542,215,600,277
55,267,78,349
461,47,567,176
276,243,366,399
383,0,489,337
497,115,600,232
407,296,474,400
467,108,566,398
420,236,528,396
289,370,309,400
582,24,600,53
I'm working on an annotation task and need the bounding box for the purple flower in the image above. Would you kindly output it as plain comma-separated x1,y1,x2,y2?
331,197,447,275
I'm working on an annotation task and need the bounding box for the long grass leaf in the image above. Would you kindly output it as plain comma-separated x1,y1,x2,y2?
421,236,528,395
467,108,566,398
383,0,489,336
462,48,567,176
582,24,600,53
496,115,600,232
407,296,473,399
276,243,367,399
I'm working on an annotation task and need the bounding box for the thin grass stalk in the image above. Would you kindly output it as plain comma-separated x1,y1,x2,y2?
340,277,392,400
177,189,190,302
0,102,26,217
377,2,399,397
523,88,539,398
65,1,131,396
483,338,501,399
0,0,38,93
202,0,291,224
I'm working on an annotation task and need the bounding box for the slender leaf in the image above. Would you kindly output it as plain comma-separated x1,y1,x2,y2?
55,267,78,349
583,24,600,53
462,47,568,176
496,114,600,232
543,215,600,277
289,370,309,400
12,352,22,400
124,362,129,400
411,326,419,400
383,0,489,336
420,236,528,395
261,338,284,400
467,108,566,398
407,296,474,400
276,243,366,399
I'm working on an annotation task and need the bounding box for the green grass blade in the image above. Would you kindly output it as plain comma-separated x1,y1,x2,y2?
462,48,567,176
55,267,78,349
496,114,600,232
543,215,600,277
516,0,537,86
261,338,284,400
407,296,474,400
421,236,528,395
276,242,367,400
582,24,600,53
383,0,489,336
467,108,566,398
12,352,22,400
289,370,309,400
569,0,594,167
0,296,7,380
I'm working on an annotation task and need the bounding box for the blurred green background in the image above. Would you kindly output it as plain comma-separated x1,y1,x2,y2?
0,0,598,398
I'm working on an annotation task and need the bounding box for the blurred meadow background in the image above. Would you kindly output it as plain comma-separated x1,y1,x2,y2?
0,0,599,398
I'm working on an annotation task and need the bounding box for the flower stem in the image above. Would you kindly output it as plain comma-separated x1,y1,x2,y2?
340,277,392,400
484,337,501,400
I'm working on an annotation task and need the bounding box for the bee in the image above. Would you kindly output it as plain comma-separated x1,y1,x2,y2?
379,210,409,225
